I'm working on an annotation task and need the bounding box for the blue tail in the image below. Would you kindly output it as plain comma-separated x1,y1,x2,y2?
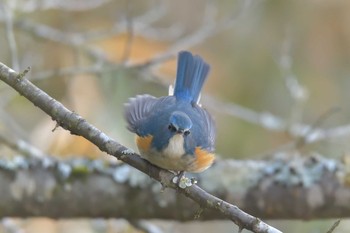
173,51,210,104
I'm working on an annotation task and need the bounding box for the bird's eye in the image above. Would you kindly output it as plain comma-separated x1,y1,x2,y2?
168,124,177,132
184,130,190,136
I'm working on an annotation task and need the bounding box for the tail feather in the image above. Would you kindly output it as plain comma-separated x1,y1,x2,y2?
173,51,210,104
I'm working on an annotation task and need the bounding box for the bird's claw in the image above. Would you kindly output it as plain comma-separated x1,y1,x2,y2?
121,148,135,155
172,174,197,189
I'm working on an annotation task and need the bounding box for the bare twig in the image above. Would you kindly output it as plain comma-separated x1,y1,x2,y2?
12,19,109,63
5,2,171,48
326,219,340,233
63,1,174,42
0,133,45,158
13,0,112,12
276,28,309,131
32,64,106,82
120,0,134,64
129,221,164,233
2,2,20,71
133,0,252,69
205,95,350,146
0,63,281,233
204,96,286,131
294,107,341,149
2,1,241,79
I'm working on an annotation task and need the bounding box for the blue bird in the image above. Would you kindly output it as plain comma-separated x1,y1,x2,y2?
124,51,215,174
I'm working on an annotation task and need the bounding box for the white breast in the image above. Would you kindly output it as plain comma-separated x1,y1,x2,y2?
162,134,185,159
139,134,192,171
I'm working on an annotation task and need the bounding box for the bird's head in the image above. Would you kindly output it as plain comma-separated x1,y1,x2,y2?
168,111,192,136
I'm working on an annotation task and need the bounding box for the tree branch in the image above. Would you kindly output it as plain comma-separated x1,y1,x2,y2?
0,155,346,221
0,62,281,233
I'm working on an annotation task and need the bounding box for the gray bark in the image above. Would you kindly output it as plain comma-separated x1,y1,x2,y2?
0,154,346,220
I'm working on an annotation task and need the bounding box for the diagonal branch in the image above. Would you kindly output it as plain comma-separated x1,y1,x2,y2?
0,62,281,233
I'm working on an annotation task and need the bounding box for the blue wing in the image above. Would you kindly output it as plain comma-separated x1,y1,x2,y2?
191,105,216,152
124,94,158,136
124,95,176,137
173,51,210,104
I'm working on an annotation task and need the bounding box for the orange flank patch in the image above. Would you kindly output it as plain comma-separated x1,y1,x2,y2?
194,147,215,172
135,135,153,153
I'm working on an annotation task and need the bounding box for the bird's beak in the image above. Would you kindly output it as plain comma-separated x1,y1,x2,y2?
176,129,184,134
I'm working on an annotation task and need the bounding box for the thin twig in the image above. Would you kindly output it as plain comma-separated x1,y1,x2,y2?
2,2,19,71
14,0,112,12
295,107,341,149
133,0,252,69
0,133,46,158
12,19,109,63
275,28,308,135
204,96,286,131
120,0,134,64
129,220,165,233
326,219,341,233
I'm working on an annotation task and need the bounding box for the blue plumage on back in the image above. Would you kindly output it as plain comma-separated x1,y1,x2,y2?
173,51,210,104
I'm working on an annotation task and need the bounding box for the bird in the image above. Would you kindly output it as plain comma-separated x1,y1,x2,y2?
124,51,215,176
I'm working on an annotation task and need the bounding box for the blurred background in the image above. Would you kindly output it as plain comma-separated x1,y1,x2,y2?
1,0,350,232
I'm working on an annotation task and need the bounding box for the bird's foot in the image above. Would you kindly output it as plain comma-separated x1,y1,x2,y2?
172,171,197,189
121,148,135,155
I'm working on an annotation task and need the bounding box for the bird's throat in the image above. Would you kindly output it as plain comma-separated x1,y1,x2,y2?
162,134,185,159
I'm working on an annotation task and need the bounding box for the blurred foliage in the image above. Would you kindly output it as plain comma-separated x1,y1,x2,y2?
1,0,350,232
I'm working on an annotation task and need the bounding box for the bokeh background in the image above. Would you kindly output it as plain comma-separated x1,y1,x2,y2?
1,0,350,232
